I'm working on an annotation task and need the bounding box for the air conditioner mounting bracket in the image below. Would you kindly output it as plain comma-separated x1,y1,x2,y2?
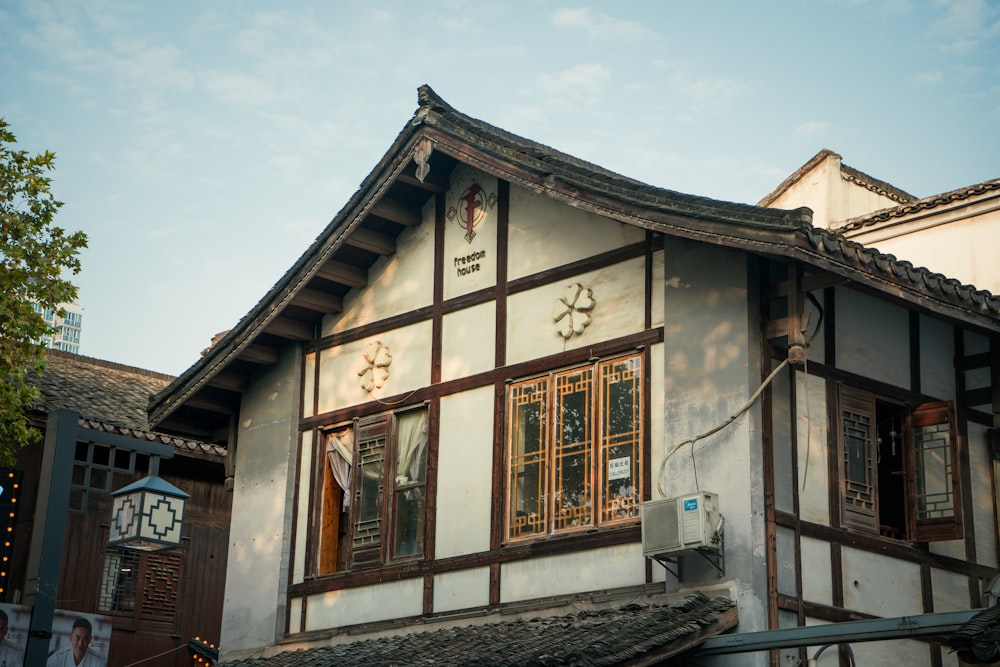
650,529,725,581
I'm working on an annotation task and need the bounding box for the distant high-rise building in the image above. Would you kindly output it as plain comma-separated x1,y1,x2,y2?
34,296,83,354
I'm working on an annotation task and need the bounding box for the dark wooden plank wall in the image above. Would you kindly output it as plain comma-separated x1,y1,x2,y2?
7,446,229,667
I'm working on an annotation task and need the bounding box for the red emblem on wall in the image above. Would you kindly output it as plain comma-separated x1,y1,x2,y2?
447,183,497,243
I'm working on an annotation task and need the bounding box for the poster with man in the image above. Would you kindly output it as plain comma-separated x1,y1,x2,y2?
0,603,27,666
0,604,112,666
45,611,110,667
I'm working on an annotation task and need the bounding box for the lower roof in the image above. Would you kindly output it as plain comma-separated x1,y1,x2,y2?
218,593,736,667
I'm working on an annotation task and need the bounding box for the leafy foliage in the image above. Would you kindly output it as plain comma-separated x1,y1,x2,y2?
0,118,87,462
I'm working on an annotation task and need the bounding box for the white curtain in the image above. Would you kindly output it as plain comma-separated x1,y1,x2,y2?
326,428,354,509
394,409,428,487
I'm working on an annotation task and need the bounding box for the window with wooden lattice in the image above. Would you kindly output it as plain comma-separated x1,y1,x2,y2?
316,406,429,574
506,353,643,541
838,385,962,542
98,545,184,627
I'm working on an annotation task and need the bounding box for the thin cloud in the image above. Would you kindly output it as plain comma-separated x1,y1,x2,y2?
535,63,611,103
794,121,830,137
551,7,654,40
931,0,1000,53
912,70,944,84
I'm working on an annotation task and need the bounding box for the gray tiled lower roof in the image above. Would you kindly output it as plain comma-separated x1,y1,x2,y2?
219,593,736,667
29,349,224,457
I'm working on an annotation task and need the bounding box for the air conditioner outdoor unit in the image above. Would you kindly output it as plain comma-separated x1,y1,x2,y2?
642,491,721,559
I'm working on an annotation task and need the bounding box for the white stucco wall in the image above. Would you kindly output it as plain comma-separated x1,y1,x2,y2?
506,256,646,366
764,154,903,230
220,344,302,656
841,547,922,618
800,537,832,606
507,184,645,280
442,166,498,301
796,370,829,526
291,430,313,585
848,205,1000,295
304,578,424,631
835,288,910,389
323,203,436,335
969,421,998,569
316,320,432,410
920,313,955,399
659,237,769,643
434,567,491,613
500,544,645,602
440,302,496,382
435,386,495,558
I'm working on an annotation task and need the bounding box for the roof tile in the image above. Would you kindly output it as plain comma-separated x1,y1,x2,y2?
220,594,736,667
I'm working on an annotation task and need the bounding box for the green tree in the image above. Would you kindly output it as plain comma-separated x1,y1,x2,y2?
0,118,87,462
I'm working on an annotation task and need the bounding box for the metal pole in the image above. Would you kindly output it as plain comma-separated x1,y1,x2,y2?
694,607,983,656
22,409,78,666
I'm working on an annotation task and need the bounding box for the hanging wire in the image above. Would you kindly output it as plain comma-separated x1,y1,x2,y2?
658,357,791,497
122,642,188,666
657,289,826,498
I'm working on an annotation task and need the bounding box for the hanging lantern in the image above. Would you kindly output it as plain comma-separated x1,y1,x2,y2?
108,476,189,551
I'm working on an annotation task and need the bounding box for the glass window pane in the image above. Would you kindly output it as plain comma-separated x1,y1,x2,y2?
914,422,954,519
353,434,385,548
554,369,592,531
509,379,547,538
394,409,428,558
599,356,642,523
842,408,875,512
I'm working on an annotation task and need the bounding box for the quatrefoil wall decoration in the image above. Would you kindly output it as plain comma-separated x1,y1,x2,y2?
358,341,392,392
552,283,596,338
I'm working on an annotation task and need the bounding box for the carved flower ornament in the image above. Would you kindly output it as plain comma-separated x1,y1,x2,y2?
358,341,392,392
552,283,596,338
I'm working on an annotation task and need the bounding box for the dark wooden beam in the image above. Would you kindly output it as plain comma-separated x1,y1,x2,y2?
398,167,449,193
292,288,344,314
962,386,992,408
315,259,367,288
238,344,279,365
186,392,239,415
345,228,395,256
207,371,248,393
156,413,218,440
265,316,314,341
370,197,420,226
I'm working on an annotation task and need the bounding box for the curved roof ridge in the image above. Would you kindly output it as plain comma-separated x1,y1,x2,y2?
840,163,916,205
801,225,1000,314
834,177,1000,234
420,87,808,230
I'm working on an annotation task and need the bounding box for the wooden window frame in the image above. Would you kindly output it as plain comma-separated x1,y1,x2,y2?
316,405,429,574
837,386,963,543
505,353,643,543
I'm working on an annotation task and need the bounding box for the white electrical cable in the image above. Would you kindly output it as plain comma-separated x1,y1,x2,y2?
657,356,791,497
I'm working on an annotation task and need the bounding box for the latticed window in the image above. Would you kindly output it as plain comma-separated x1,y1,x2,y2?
317,406,429,573
838,386,962,542
98,545,183,626
507,353,643,541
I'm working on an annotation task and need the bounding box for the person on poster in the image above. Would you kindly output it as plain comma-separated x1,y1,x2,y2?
0,609,24,666
46,617,106,667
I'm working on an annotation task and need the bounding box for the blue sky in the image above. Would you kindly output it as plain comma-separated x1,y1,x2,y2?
2,1,998,375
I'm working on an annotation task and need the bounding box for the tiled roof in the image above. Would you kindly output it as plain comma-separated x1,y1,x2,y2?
945,604,1000,663
220,594,736,667
833,178,1000,234
798,227,1000,319
839,163,915,206
29,350,224,457
150,86,1000,431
